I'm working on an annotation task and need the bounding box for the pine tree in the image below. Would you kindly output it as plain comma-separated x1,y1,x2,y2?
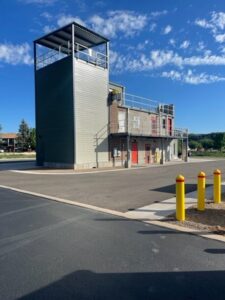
17,119,30,151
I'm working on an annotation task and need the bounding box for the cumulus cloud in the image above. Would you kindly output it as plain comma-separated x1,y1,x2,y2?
215,34,225,43
162,69,225,84
0,43,33,65
90,10,148,38
57,15,86,27
162,25,172,35
195,12,225,43
110,49,225,73
180,40,190,49
43,25,56,33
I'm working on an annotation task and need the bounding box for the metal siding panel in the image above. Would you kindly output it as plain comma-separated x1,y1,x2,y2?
36,56,74,165
74,60,109,165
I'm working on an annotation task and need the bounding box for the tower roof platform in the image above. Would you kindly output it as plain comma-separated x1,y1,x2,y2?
34,22,109,51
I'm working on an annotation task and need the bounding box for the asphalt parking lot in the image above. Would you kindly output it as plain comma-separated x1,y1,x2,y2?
0,159,225,212
1,188,225,300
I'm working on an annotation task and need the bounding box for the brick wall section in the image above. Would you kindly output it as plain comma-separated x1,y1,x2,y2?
109,99,118,133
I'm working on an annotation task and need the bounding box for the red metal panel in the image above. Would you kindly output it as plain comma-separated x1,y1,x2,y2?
168,118,172,136
132,142,138,164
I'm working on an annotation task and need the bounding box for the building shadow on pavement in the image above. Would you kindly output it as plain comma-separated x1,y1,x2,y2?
150,183,212,195
18,269,225,300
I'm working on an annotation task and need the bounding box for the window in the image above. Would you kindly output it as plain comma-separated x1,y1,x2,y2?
133,116,140,129
151,116,158,135
163,118,166,129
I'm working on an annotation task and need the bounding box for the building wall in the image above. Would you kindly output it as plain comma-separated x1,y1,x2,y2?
35,56,75,167
128,109,152,136
109,136,178,166
74,59,109,169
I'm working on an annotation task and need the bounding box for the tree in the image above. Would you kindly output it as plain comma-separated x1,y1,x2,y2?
29,128,36,150
17,119,30,151
0,124,2,148
189,140,202,150
214,133,225,151
199,138,214,150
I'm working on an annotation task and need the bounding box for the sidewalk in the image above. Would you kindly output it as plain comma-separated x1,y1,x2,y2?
124,183,225,221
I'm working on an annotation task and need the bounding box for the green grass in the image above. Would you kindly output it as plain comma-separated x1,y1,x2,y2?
191,151,225,158
0,152,36,160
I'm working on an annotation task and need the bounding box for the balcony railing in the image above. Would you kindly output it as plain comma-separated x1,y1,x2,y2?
110,120,188,138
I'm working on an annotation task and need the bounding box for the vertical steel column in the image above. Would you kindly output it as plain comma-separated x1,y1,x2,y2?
33,41,39,166
126,108,130,168
126,134,130,168
185,130,189,162
106,41,109,70
160,138,164,164
71,23,76,168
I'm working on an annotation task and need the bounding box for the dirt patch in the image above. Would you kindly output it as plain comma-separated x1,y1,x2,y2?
169,193,225,235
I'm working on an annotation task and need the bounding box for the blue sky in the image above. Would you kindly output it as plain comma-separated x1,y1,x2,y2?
1,0,225,133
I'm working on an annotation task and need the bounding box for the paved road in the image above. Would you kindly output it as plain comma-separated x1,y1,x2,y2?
1,188,225,300
0,160,225,212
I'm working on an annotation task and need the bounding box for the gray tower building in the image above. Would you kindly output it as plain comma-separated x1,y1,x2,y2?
34,22,110,169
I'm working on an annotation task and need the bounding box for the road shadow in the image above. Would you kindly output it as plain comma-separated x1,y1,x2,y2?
204,248,225,254
150,183,212,195
17,269,225,300
0,160,36,171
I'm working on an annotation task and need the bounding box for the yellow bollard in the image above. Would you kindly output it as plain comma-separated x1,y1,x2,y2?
176,175,185,221
197,171,206,211
214,169,221,204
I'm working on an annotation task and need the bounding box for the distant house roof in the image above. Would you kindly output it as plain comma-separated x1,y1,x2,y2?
0,133,17,139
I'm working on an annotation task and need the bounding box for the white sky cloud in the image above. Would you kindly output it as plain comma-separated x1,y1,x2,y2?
211,11,225,30
0,43,33,65
43,25,56,33
197,41,205,51
90,10,148,38
162,25,172,35
195,18,213,30
149,23,157,32
180,40,190,49
162,69,225,84
111,49,225,73
150,10,168,18
195,12,225,43
57,15,86,27
169,39,176,46
215,34,225,43
20,0,56,4
41,12,53,21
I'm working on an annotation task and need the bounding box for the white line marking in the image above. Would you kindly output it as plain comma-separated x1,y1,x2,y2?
9,158,222,175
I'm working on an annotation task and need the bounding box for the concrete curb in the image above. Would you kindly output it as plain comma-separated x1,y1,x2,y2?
1,184,225,244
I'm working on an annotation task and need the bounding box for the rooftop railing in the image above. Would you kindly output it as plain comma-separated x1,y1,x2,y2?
36,42,108,70
75,43,108,68
120,93,174,115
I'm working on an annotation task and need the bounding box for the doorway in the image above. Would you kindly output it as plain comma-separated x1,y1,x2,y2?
131,142,138,164
145,144,151,164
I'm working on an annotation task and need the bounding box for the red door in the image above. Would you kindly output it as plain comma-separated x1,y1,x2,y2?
145,144,151,164
132,142,138,164
168,118,172,136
